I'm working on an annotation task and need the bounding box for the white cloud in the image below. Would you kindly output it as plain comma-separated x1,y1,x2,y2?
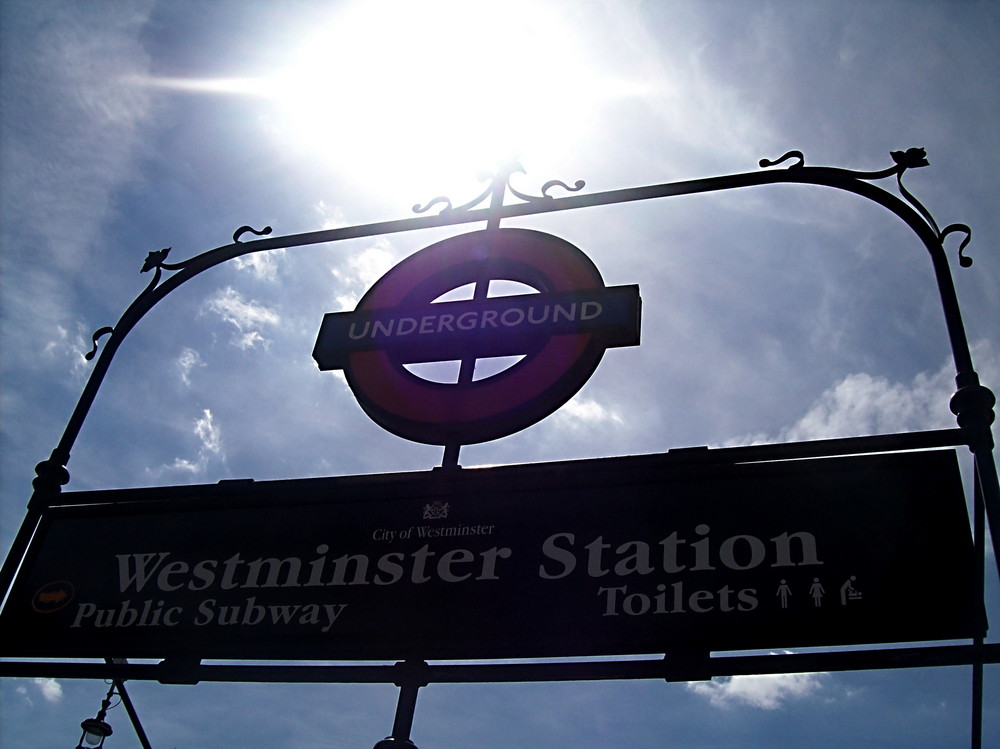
731,341,998,445
233,250,285,281
170,457,202,474
205,287,280,349
783,369,952,441
556,397,624,428
235,330,269,350
40,322,93,378
330,238,400,309
158,409,223,476
177,347,204,386
315,200,346,230
194,409,222,455
33,678,63,703
687,670,826,710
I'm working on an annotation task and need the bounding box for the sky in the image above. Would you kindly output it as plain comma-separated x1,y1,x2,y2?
1,0,999,747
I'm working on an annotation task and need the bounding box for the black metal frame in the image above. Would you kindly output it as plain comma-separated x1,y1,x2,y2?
1,149,996,748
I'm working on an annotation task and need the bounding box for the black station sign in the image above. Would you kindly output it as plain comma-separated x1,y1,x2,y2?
1,449,984,660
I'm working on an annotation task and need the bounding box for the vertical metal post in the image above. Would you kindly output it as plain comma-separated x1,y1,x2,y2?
113,679,154,749
951,382,1000,581
442,165,513,469
390,680,421,742
970,465,985,749
440,443,461,468
373,661,426,748
972,442,1000,581
972,645,983,749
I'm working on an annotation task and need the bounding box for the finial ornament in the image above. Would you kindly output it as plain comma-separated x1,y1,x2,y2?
760,147,971,267
413,166,585,216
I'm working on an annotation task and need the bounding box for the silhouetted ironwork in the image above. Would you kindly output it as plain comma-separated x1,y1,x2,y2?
1,150,996,749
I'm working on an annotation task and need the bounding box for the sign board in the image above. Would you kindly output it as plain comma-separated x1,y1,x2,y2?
314,285,640,369
313,229,641,445
1,450,983,660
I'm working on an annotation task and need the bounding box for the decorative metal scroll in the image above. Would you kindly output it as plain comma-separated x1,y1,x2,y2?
412,163,586,215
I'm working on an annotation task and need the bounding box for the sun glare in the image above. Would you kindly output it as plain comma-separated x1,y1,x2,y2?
265,1,626,197
135,1,642,202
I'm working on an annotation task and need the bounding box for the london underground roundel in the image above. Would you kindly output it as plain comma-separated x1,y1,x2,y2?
313,229,640,445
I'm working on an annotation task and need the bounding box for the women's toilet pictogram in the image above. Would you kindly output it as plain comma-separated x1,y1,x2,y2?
313,228,641,447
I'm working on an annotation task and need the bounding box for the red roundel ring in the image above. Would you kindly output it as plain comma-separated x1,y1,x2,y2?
343,229,609,445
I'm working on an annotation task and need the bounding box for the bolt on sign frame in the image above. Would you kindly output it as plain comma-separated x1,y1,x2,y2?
0,149,998,748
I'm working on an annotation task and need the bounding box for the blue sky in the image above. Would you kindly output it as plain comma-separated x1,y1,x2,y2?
1,1,998,747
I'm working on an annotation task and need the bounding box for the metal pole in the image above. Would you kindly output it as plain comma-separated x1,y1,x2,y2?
972,648,983,749
1,643,998,683
970,466,985,749
390,681,421,742
970,440,1000,581
442,164,514,468
373,661,426,748
113,679,153,749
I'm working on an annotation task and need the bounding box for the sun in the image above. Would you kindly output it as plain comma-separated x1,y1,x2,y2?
135,1,641,204
263,0,631,200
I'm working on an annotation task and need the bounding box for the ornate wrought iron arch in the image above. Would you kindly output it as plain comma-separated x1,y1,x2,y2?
18,147,997,557
2,148,997,749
